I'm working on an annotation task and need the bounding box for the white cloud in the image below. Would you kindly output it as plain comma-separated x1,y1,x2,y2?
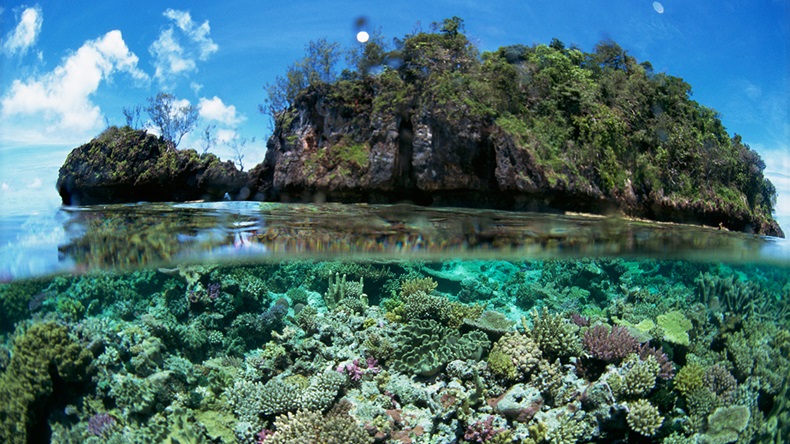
150,9,218,83
163,9,218,59
199,96,244,125
216,128,237,143
1,30,148,141
2,6,43,56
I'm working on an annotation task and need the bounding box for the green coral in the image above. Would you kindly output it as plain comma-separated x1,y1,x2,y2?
656,310,692,346
0,278,49,332
267,408,372,444
227,370,346,419
0,322,93,444
391,319,490,376
487,348,517,380
525,307,582,360
702,405,750,444
626,399,664,437
674,363,706,397
324,273,368,311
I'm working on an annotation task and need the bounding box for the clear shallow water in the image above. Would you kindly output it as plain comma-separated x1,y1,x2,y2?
0,202,788,443
2,202,789,280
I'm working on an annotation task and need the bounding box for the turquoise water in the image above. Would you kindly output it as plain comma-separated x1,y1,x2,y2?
0,203,788,443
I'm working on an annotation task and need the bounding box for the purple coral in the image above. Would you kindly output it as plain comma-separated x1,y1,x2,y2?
366,356,380,373
260,298,289,327
637,342,675,380
207,282,221,300
256,428,274,443
583,324,639,363
704,364,737,401
570,312,590,327
87,412,116,437
337,357,380,381
464,416,504,442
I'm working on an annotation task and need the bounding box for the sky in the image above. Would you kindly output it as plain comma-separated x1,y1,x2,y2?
0,0,788,229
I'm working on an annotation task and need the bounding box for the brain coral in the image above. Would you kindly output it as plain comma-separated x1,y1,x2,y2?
391,319,490,376
490,332,541,380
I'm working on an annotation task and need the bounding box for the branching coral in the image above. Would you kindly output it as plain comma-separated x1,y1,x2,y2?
266,408,372,444
626,399,663,437
674,362,705,398
226,370,346,420
525,307,582,360
324,273,368,311
582,324,639,363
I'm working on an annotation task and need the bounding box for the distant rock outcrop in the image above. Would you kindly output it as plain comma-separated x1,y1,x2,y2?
57,126,249,205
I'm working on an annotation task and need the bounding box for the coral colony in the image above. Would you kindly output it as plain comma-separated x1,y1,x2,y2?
0,259,788,443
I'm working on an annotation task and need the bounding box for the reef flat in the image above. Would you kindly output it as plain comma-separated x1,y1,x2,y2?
1,258,787,443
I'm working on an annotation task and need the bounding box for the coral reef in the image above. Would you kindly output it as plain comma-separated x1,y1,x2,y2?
391,319,490,376
1,258,786,443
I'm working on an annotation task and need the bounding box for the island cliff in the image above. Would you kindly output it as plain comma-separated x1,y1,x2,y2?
248,27,782,237
57,22,784,237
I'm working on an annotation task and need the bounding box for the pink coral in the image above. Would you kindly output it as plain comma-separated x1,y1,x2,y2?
464,416,504,442
583,324,639,363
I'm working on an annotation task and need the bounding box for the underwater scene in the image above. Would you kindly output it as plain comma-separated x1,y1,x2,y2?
0,203,788,444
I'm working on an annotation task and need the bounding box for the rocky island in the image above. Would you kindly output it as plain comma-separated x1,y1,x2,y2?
57,20,784,237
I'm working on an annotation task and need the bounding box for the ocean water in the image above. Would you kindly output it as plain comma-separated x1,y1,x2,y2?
0,202,788,443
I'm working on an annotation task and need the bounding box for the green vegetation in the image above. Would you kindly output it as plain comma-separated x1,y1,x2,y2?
263,17,778,230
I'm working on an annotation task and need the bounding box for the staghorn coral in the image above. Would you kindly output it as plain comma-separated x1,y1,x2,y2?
637,342,675,380
695,271,771,319
525,307,582,361
583,323,639,363
324,273,368,311
391,319,490,376
626,399,663,437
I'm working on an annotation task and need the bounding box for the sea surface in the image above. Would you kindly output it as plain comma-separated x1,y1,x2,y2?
0,202,788,443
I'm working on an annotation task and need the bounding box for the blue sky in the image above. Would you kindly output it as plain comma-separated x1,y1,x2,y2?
1,0,788,229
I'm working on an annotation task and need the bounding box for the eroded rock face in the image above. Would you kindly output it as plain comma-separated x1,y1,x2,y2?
57,127,248,205
247,85,783,237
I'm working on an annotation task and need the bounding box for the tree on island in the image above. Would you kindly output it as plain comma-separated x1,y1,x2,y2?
145,92,198,150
